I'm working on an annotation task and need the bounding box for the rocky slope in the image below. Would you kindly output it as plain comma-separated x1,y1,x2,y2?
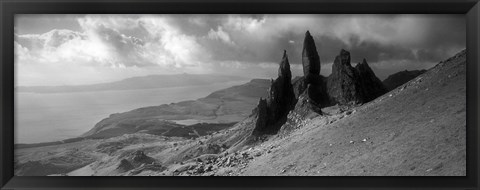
383,70,427,91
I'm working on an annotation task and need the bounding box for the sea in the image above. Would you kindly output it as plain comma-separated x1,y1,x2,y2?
14,80,249,144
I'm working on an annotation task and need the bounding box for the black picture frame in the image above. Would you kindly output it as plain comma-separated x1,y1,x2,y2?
1,0,479,189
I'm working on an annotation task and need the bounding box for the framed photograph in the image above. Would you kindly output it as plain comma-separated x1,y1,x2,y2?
1,0,479,189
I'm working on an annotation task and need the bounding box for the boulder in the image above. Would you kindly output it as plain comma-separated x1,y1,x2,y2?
117,159,134,172
132,150,156,164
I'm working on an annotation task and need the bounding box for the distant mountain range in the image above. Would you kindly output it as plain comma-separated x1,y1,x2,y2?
16,74,248,93
382,70,427,91
81,79,270,139
15,79,270,150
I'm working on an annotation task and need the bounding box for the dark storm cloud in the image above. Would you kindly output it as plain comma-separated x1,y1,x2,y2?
15,14,465,86
15,15,83,34
166,15,223,36
169,14,465,75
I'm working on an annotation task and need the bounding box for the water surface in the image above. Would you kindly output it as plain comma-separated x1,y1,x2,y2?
15,80,249,144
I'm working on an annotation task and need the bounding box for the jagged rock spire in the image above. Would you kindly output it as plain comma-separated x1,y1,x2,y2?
355,58,388,102
327,49,363,104
278,50,292,79
356,58,374,75
327,50,387,104
302,31,321,77
338,49,351,66
291,31,330,110
252,50,296,136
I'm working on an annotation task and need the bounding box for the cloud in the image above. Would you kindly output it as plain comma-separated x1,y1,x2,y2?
14,14,465,86
15,15,216,85
208,26,235,45
77,15,210,68
16,29,109,65
193,14,465,66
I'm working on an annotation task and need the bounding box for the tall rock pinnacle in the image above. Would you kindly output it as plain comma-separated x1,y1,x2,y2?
252,51,296,136
292,31,330,110
278,50,292,79
302,31,321,77
339,49,351,66
327,49,362,104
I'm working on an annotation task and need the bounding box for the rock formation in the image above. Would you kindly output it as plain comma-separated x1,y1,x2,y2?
292,77,307,98
253,98,268,135
252,51,296,136
302,31,321,78
327,49,361,104
253,36,387,136
327,49,387,104
117,159,134,172
295,31,330,109
355,59,388,102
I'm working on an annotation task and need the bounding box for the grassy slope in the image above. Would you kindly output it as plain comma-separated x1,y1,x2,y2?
241,50,466,176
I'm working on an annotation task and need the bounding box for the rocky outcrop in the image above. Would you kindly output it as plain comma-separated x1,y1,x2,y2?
254,38,386,136
132,151,155,164
355,59,388,102
296,31,330,109
302,31,321,78
327,49,362,104
253,98,268,135
305,75,330,108
117,159,134,172
327,49,387,104
252,51,296,136
382,69,427,91
292,76,307,99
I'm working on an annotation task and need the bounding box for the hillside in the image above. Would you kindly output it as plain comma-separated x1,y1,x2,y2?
238,49,466,176
383,70,427,91
16,74,247,93
138,49,464,176
81,79,270,139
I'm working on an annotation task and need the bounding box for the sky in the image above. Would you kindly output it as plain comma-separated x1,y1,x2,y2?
14,14,465,86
